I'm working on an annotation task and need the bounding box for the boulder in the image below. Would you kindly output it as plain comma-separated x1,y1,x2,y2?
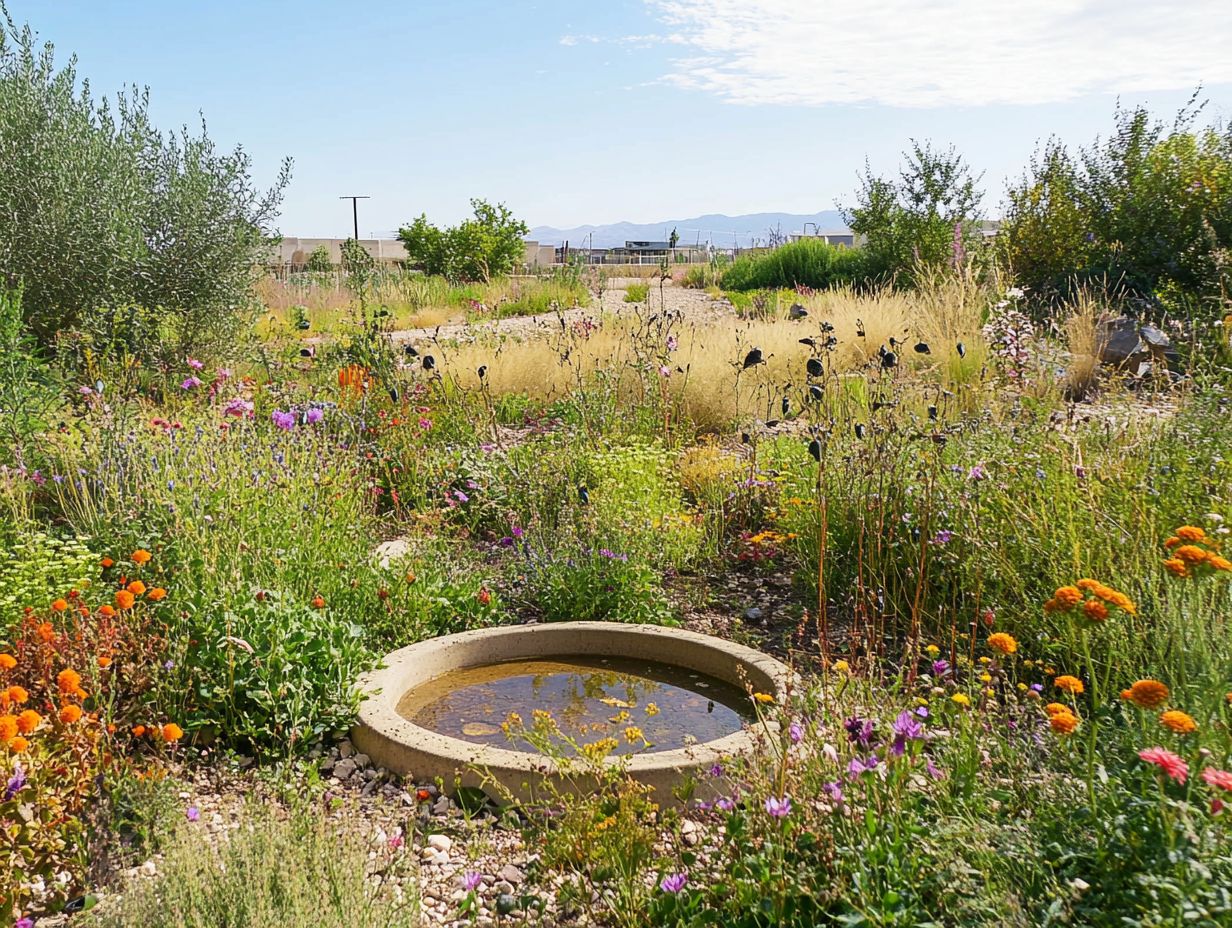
1097,317,1177,372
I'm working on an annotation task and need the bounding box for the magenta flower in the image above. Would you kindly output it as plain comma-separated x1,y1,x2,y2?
271,410,296,431
788,721,804,744
186,805,200,822
223,398,253,418
17,918,34,928
462,871,483,892
305,407,324,425
4,764,26,800
180,376,202,390
388,834,404,850
764,795,792,818
187,358,205,370
660,872,688,893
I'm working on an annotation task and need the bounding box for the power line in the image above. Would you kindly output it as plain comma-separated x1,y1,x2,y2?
339,196,370,240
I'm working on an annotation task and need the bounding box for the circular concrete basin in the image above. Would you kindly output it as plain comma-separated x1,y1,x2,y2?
352,622,793,803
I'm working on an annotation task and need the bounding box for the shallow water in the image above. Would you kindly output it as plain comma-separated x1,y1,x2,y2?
397,655,750,755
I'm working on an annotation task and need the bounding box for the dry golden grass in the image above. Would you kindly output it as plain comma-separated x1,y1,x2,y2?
430,281,988,430
1062,287,1107,400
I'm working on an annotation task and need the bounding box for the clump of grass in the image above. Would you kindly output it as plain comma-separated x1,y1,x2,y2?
624,282,650,303
721,239,872,291
84,804,419,928
1063,287,1106,400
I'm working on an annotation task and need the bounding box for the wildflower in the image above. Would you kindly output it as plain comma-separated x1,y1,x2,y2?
132,549,152,565
59,705,82,724
15,918,32,928
1174,545,1208,564
311,595,326,609
0,715,16,742
305,407,324,425
147,587,167,601
708,763,723,778
186,806,200,822
1054,676,1084,695
1163,557,1189,577
98,656,112,669
52,598,68,612
987,632,1017,656
1053,586,1083,608
831,660,850,673
16,709,41,734
1211,556,1232,571
931,659,950,677
126,579,148,597
1049,712,1079,734
8,736,28,753
0,654,15,671
272,410,296,430
1159,710,1197,734
925,644,940,656
1121,679,1170,709
1083,599,1109,622
951,693,971,707
624,726,645,743
660,873,688,893
843,716,875,747
4,764,25,800
98,605,116,618
101,557,115,568
645,703,660,717
891,710,924,755
477,587,492,606
462,871,483,892
115,589,135,610
187,357,205,370
6,686,27,704
180,376,202,390
57,669,82,693
161,723,185,742
132,725,147,737
752,692,775,704
37,622,55,642
789,721,804,744
1139,747,1189,783
764,795,792,818
979,672,992,683
388,833,403,850
1201,768,1232,793
1176,526,1206,543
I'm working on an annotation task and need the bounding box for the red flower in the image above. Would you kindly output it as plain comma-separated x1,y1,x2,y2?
1202,768,1232,793
1139,747,1189,783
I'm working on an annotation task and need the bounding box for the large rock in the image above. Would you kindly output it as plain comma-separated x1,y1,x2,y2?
1097,317,1178,373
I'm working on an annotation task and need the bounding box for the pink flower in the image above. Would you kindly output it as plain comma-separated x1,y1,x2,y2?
181,376,202,390
1201,768,1232,792
187,358,205,370
388,834,404,850
1139,747,1189,783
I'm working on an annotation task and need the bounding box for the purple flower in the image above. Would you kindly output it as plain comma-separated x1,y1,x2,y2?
823,780,844,804
4,764,26,801
931,530,954,545
1029,683,1043,693
462,871,483,892
788,721,804,744
931,659,950,677
925,756,945,780
453,490,469,503
847,754,880,779
716,796,735,812
660,873,688,893
967,464,986,481
223,398,253,418
511,526,524,538
304,407,324,425
186,805,200,822
163,660,175,671
891,710,924,756
187,358,205,370
271,410,296,431
708,763,724,778
180,376,202,390
843,716,875,747
666,335,678,352
16,918,34,928
764,795,792,818
78,384,94,396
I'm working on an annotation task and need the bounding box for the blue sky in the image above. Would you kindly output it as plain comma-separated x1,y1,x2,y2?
8,0,1231,236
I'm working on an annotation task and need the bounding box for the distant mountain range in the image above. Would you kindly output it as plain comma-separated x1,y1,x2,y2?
528,211,849,249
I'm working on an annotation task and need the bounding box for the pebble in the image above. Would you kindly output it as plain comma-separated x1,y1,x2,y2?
338,740,354,758
426,833,453,852
497,863,525,885
333,758,357,780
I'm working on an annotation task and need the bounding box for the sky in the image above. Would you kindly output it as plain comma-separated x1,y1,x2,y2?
7,0,1232,237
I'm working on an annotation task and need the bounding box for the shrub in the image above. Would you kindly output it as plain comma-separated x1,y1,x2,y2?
304,245,333,273
0,289,60,468
624,282,650,303
0,12,290,361
720,239,872,291
398,199,529,282
82,803,420,928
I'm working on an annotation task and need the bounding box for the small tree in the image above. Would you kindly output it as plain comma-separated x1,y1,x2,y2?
305,245,333,273
398,199,529,281
843,141,984,283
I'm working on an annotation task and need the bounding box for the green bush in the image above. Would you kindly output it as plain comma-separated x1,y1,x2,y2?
0,288,60,467
720,239,871,291
624,282,650,303
84,804,420,928
0,12,289,361
398,198,529,282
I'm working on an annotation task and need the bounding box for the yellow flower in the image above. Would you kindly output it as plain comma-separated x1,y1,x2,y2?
987,632,1018,656
623,726,645,744
979,673,992,683
752,692,775,704
831,660,850,673
951,693,971,707
925,644,940,656
644,703,660,717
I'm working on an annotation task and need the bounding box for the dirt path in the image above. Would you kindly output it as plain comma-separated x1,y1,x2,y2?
389,281,733,346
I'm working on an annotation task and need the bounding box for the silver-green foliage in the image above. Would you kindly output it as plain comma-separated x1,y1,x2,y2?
0,8,291,361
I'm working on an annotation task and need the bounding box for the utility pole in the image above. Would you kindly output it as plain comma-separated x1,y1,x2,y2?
339,196,370,240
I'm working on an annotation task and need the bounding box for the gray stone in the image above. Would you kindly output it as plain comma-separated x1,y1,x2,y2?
352,753,370,769
332,758,357,780
338,740,354,758
743,606,763,622
497,863,525,885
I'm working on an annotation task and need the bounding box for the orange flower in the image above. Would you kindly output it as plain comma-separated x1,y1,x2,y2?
131,549,152,565
37,622,55,643
97,656,112,669
101,557,115,568
1075,578,1099,591
1176,526,1206,543
56,668,82,693
6,685,28,704
0,715,16,742
126,580,147,596
161,723,184,742
1044,702,1071,717
59,705,83,724
1159,710,1197,734
1053,586,1083,608
987,632,1018,656
16,709,41,734
132,725,147,738
98,604,117,618
1105,590,1137,614
1055,675,1085,695
115,590,136,610
0,653,15,671
52,598,69,612
1083,599,1109,622
1174,545,1208,564
1211,556,1232,572
1050,712,1080,734
147,587,167,602
1164,536,1180,549
311,595,325,609
8,735,29,753
1121,679,1170,709
1163,558,1189,578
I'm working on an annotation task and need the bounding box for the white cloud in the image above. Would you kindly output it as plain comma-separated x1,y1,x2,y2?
644,0,1232,107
